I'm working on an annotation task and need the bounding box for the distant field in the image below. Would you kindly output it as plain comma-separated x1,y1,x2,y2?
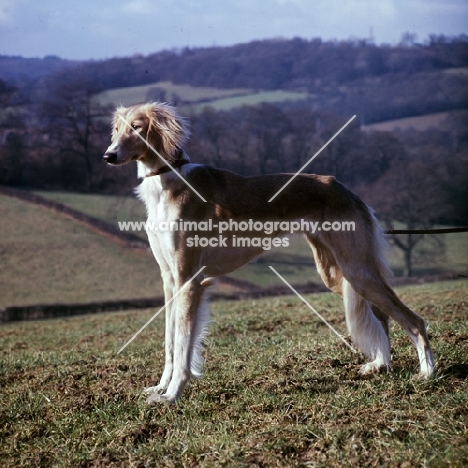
33,191,323,288
0,194,161,307
189,89,310,112
95,80,309,113
445,67,468,75
96,81,251,108
34,190,147,240
1,280,467,466
362,111,452,132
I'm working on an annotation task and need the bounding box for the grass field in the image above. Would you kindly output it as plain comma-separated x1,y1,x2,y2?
95,80,309,113
0,194,161,307
361,110,465,133
34,190,148,241
445,67,468,75
1,280,467,467
189,89,310,113
96,81,252,108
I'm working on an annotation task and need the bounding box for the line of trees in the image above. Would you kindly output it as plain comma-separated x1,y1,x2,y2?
25,35,465,93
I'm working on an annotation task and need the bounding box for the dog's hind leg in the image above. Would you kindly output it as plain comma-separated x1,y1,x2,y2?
306,235,344,294
331,219,435,378
343,273,435,378
306,234,391,374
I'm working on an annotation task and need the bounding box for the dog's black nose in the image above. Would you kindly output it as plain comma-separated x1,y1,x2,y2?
103,152,117,164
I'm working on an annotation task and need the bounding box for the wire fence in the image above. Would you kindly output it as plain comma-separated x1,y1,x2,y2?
385,227,468,235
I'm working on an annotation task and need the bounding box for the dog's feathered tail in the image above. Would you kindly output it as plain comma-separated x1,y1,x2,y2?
189,295,211,379
342,214,392,372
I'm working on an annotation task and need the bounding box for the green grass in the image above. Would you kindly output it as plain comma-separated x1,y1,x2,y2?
189,89,310,112
445,67,468,75
34,191,146,225
0,194,161,307
94,80,309,113
362,111,452,132
95,81,253,109
1,280,467,467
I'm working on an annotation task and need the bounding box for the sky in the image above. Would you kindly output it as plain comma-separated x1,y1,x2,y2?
0,0,467,60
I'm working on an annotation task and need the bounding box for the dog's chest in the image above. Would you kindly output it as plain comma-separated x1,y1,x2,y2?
148,196,179,234
138,180,180,237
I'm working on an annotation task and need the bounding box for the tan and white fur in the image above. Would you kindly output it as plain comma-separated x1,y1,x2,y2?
104,102,435,404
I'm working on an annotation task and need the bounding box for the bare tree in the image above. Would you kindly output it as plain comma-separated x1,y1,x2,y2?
0,79,26,185
246,104,291,174
41,78,111,191
284,107,321,172
365,161,447,276
192,107,228,168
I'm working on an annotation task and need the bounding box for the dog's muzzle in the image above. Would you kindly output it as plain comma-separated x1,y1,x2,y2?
103,152,118,164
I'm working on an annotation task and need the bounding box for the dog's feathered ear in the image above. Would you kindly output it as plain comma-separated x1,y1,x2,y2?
145,103,190,159
112,106,127,136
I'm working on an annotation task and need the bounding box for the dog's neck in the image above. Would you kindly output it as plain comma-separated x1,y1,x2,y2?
137,147,190,178
146,159,190,177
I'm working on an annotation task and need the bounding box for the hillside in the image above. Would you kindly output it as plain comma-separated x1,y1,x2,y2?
0,55,79,85
46,37,468,91
57,36,468,125
0,189,321,311
362,111,453,132
0,193,162,307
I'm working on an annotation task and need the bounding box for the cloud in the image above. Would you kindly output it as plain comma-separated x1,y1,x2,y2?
0,0,466,60
121,0,154,15
0,0,25,25
408,0,468,14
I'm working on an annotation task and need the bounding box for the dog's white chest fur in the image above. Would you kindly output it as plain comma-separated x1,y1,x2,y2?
138,177,175,222
136,177,181,267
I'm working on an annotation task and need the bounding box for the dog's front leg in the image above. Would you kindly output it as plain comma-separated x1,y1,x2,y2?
144,269,175,396
146,276,204,404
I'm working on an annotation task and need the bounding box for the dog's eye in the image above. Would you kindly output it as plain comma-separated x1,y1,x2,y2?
131,124,141,131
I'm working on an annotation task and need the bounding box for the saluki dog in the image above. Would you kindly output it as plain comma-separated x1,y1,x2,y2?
104,102,435,404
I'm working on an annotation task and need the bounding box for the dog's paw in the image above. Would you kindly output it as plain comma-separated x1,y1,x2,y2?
143,385,165,395
412,370,435,380
413,360,435,380
146,392,177,405
359,361,390,375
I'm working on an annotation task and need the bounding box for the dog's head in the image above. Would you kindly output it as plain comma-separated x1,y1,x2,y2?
103,102,189,167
